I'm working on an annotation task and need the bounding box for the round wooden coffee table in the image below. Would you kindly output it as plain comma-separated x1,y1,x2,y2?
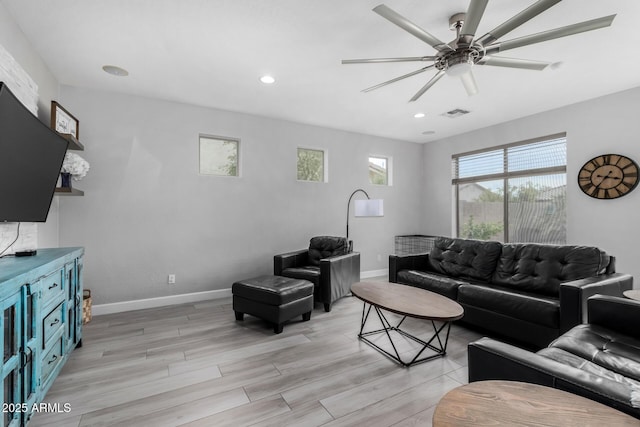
623,289,640,301
433,380,638,426
350,281,464,367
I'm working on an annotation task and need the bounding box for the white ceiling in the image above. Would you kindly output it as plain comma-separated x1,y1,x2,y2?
4,0,640,143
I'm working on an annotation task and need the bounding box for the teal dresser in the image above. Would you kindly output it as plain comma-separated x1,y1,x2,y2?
0,247,84,426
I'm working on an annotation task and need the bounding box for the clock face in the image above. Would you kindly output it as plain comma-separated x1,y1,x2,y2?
578,154,639,199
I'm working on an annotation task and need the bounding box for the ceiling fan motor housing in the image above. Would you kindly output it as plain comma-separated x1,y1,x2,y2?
436,49,481,76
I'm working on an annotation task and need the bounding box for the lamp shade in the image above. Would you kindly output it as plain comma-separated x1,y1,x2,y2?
354,199,384,217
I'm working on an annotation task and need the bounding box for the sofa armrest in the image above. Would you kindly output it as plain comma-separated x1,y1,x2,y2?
468,337,638,417
388,253,430,282
274,249,308,275
559,273,633,333
469,337,561,386
319,252,361,305
588,294,640,340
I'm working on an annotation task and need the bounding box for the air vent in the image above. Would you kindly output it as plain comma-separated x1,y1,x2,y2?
442,108,470,118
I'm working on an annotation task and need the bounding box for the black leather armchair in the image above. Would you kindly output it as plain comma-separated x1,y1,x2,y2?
274,236,360,312
468,295,640,419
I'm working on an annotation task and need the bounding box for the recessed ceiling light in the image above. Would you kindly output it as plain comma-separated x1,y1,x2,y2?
102,65,129,76
413,112,425,118
422,130,435,135
260,75,275,84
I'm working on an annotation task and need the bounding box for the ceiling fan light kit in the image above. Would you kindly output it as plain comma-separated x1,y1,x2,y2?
343,0,616,102
439,42,477,76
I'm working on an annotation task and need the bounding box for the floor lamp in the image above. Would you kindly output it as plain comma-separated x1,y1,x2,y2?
346,189,384,250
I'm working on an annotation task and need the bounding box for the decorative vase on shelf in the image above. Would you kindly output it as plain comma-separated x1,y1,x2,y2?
60,172,72,190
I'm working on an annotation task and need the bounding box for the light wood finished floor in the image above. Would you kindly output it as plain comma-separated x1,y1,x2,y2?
31,290,483,426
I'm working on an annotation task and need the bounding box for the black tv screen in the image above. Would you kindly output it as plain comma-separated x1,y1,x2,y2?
0,82,68,222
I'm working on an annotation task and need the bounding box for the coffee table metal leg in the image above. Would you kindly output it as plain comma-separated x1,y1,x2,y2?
357,302,452,367
359,302,373,335
374,306,404,363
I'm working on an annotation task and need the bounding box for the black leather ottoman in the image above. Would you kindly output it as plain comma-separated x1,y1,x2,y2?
232,275,314,334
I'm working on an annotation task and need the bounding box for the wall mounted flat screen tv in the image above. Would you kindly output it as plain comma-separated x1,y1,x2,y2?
0,82,68,222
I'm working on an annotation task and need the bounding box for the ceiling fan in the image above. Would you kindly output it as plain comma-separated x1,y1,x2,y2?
342,0,615,101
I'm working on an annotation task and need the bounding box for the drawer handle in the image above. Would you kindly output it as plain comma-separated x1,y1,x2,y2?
49,283,59,290
48,355,58,365
50,318,60,327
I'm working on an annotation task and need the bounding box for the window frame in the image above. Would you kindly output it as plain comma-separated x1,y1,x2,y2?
297,146,328,183
452,132,567,242
199,134,240,177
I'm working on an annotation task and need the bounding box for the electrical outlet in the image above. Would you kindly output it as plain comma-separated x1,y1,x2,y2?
377,254,382,262
168,274,176,284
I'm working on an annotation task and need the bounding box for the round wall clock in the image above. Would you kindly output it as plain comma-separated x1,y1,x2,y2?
578,154,639,199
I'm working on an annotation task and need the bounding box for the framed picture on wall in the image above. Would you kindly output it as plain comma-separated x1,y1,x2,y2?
51,101,79,139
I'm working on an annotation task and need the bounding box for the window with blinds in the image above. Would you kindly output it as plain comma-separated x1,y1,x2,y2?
452,134,567,244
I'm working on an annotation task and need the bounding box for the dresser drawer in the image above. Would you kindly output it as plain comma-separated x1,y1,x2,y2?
41,335,64,385
41,269,65,306
43,303,64,348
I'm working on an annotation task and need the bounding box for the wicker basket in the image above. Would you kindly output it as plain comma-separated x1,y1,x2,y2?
82,289,92,324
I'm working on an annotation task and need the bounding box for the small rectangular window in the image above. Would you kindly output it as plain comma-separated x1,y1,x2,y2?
369,156,389,185
199,135,239,176
297,148,326,182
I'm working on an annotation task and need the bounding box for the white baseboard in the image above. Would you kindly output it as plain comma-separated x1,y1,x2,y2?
92,269,388,316
92,288,232,316
361,268,388,279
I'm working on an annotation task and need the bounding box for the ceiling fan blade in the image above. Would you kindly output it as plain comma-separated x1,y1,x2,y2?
342,56,437,64
479,56,550,70
409,70,445,102
460,71,479,96
458,0,489,46
362,65,435,93
373,4,453,52
485,14,616,54
476,0,561,46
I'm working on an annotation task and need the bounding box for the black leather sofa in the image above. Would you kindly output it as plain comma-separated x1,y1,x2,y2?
274,236,360,312
389,236,632,348
468,295,640,419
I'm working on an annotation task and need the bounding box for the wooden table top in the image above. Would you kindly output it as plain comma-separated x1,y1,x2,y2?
623,290,640,301
433,380,638,426
350,281,464,321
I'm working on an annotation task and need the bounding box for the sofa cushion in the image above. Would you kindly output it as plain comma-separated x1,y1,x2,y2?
308,236,348,266
396,270,467,300
492,244,610,296
547,324,640,383
428,237,502,282
457,284,560,328
538,347,640,390
281,266,320,287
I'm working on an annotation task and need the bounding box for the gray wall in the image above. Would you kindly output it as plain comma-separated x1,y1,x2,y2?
422,86,640,286
58,86,424,305
0,3,60,249
0,3,58,121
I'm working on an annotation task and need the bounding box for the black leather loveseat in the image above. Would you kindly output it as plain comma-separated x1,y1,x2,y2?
468,295,640,419
389,236,632,348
